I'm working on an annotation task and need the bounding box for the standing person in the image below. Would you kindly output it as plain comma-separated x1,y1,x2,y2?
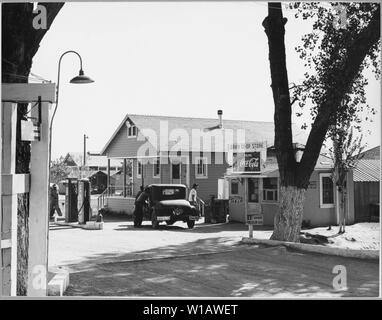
50,184,63,219
188,183,198,206
133,185,146,227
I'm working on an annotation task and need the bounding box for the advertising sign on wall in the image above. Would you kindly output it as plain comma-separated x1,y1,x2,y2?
233,151,261,172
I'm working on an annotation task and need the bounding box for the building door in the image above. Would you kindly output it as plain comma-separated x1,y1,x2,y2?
247,178,263,224
171,163,181,183
170,157,189,186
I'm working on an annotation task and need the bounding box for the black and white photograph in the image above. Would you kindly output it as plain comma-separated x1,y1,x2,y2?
0,0,381,306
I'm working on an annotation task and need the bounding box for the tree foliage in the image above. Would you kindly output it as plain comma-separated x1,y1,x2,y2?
50,156,71,184
330,124,365,190
329,123,366,233
290,2,381,135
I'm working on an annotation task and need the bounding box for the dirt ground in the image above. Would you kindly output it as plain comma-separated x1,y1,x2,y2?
48,218,380,297
302,223,380,250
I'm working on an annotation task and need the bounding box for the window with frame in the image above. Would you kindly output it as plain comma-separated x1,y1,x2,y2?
231,181,239,195
262,178,278,202
248,178,259,203
153,158,160,178
128,125,137,137
195,157,208,178
137,160,142,178
320,173,334,208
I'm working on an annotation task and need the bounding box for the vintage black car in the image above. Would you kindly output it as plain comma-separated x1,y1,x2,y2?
140,184,200,229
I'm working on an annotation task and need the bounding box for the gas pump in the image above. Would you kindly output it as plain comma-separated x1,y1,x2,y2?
65,178,78,223
78,179,91,224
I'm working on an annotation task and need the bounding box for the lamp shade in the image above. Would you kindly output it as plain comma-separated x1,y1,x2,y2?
70,69,94,84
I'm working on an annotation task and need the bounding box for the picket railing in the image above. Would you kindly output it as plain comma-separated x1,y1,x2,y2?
97,185,133,212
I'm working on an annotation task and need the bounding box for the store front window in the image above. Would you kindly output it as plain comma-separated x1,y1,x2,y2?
263,177,278,202
248,178,259,203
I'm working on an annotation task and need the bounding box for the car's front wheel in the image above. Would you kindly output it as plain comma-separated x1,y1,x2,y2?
187,220,195,229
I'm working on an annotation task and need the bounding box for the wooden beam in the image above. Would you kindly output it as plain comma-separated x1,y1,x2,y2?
1,102,18,296
2,83,56,103
27,101,51,296
1,103,17,174
1,174,30,195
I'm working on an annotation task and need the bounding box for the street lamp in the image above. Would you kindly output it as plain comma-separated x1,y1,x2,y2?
51,50,94,130
49,50,94,187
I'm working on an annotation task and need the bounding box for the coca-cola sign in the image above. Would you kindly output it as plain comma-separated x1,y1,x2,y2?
233,151,261,172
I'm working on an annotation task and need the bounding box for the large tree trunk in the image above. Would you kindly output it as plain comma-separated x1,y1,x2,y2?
262,3,380,242
270,186,306,242
2,2,63,295
262,3,305,242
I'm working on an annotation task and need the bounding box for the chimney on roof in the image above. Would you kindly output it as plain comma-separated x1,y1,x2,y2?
218,109,223,128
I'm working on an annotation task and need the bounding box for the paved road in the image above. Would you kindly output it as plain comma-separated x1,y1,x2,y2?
48,218,379,297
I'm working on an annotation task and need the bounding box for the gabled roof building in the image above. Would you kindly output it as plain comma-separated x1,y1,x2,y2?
99,111,355,227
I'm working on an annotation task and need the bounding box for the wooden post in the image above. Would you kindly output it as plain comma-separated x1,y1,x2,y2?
27,101,51,296
141,159,145,188
123,159,127,197
0,100,2,298
249,223,254,238
244,178,248,223
1,102,18,296
0,5,3,296
107,158,110,194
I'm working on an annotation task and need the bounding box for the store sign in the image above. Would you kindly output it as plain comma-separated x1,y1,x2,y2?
21,120,40,141
229,142,266,151
233,151,261,172
247,214,263,225
228,141,266,172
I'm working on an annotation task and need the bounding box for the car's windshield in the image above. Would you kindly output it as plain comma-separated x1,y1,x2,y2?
151,186,186,201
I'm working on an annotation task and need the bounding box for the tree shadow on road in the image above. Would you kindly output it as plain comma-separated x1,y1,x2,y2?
64,237,379,298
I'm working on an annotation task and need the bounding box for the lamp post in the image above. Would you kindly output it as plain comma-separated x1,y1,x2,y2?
83,134,89,167
49,50,94,188
51,50,94,133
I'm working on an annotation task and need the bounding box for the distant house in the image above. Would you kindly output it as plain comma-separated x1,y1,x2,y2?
62,152,123,179
63,153,79,167
353,146,380,222
85,170,108,194
100,112,291,199
60,152,124,195
86,152,124,172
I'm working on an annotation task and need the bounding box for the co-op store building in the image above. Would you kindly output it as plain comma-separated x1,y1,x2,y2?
99,111,355,227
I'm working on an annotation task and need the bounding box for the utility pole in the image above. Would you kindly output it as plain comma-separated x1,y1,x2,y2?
83,134,88,166
83,134,89,178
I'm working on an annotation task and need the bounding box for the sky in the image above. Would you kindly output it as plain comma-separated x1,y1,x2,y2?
30,2,381,159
